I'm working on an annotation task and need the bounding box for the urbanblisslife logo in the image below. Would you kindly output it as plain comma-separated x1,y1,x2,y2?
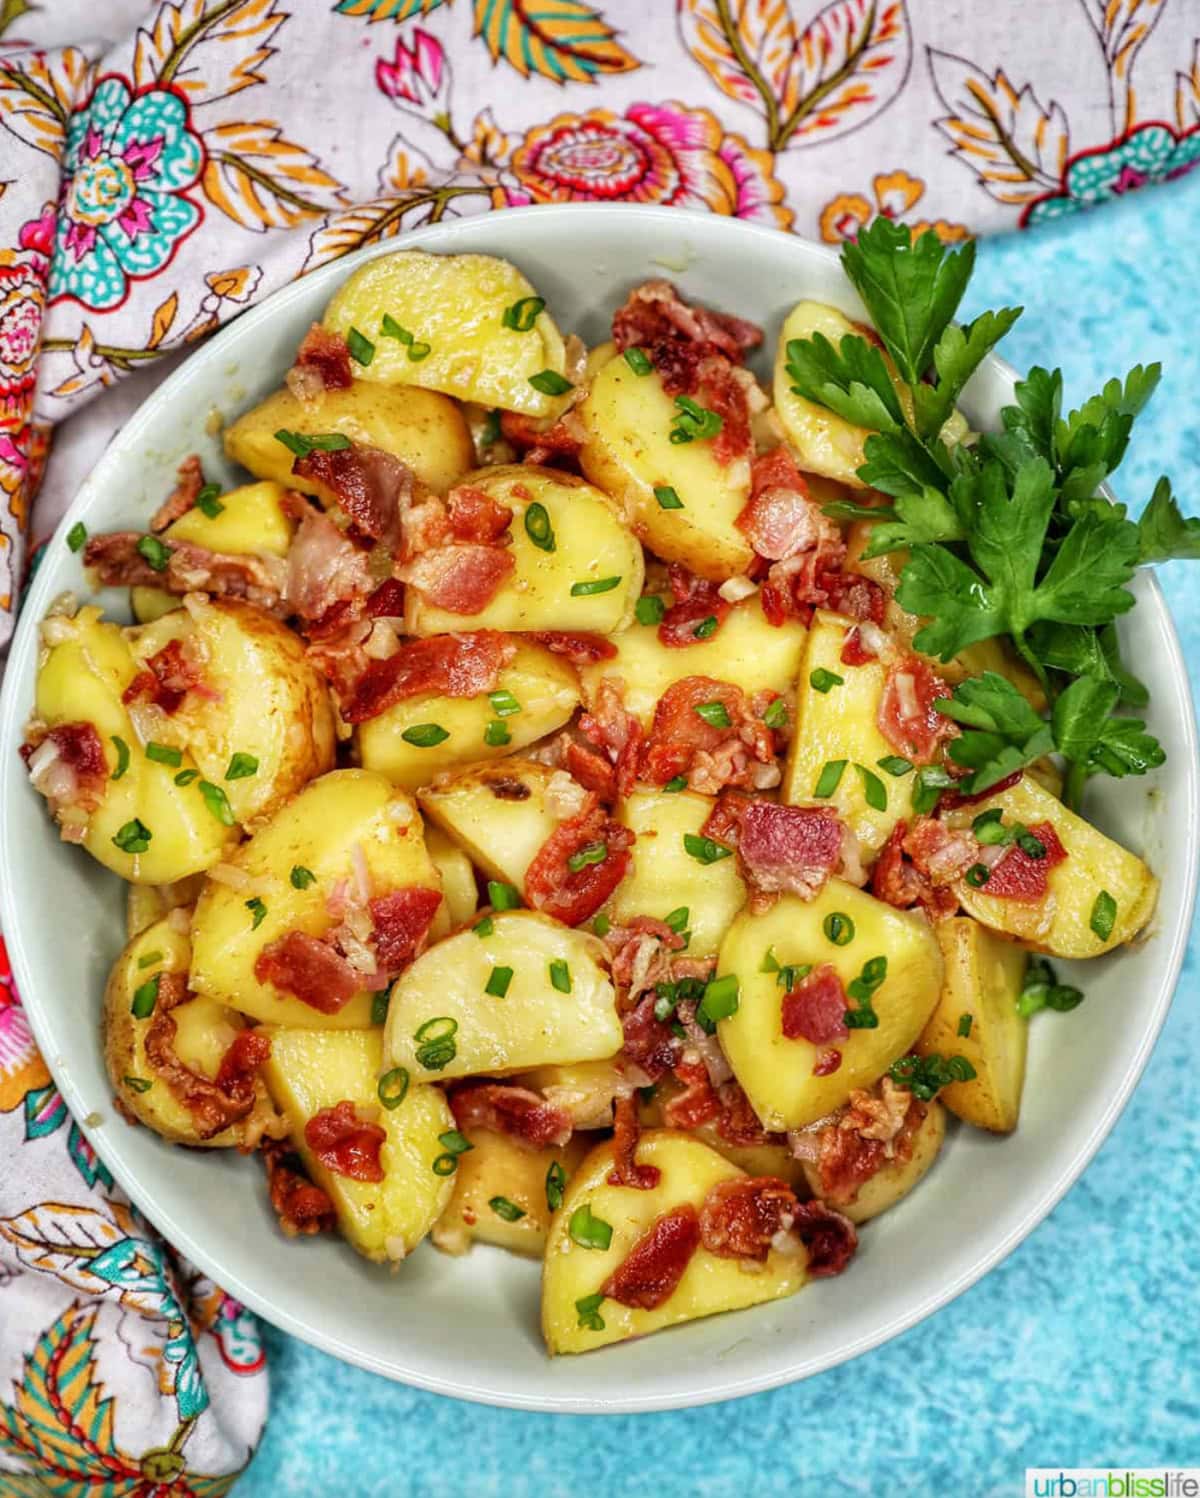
1027,1472,1200,1497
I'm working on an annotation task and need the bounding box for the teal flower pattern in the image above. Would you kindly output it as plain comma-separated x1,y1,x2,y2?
1024,123,1200,227
50,76,205,311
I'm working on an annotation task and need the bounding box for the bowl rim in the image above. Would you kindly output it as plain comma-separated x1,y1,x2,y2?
3,203,1197,1412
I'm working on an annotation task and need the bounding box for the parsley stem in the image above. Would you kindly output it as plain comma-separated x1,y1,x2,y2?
1012,627,1053,703
1064,757,1088,812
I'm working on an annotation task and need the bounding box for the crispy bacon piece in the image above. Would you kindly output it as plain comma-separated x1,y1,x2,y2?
261,1139,336,1237
123,638,207,716
83,533,287,611
878,656,954,765
781,965,850,1046
293,443,413,553
736,801,844,902
604,916,685,1008
904,816,978,887
601,1204,700,1310
527,630,618,665
812,1048,842,1077
214,1029,272,1096
840,627,875,666
871,820,959,920
699,1176,798,1261
981,821,1067,900
640,675,776,793
399,543,515,615
577,677,644,800
283,503,374,626
369,887,442,972
663,1058,721,1129
524,801,634,926
254,932,361,1015
366,578,406,617
607,1094,661,1190
736,448,824,560
758,546,887,631
449,1080,573,1149
290,322,353,393
21,722,109,818
815,1080,923,1206
620,995,681,1082
715,1078,777,1147
793,1200,858,1277
340,631,515,724
702,358,754,468
658,564,730,648
149,454,205,532
445,484,513,543
499,409,584,465
823,572,887,626
611,281,761,395
304,1100,387,1183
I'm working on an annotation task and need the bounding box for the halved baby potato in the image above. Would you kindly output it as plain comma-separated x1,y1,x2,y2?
356,640,579,793
942,775,1158,957
801,1098,946,1224
189,769,441,1029
321,251,569,418
384,910,620,1082
403,465,642,636
103,915,283,1148
782,608,914,856
578,593,807,729
262,1026,454,1263
432,1128,590,1258
515,1058,632,1131
418,758,573,891
578,354,755,580
638,1082,807,1188
542,1130,806,1355
126,875,206,940
224,381,474,497
131,480,296,623
425,824,478,940
918,916,1028,1133
31,605,235,883
129,597,336,826
611,789,747,957
717,881,944,1130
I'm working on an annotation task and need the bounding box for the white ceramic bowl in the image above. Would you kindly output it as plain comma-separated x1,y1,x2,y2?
2,205,1195,1412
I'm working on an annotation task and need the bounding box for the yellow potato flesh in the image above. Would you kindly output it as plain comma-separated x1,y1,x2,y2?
384,910,620,1082
717,881,943,1130
542,1131,806,1355
321,251,567,417
578,594,806,728
418,759,565,890
129,599,335,826
356,641,579,792
224,381,474,496
33,607,234,883
403,465,642,636
782,609,914,856
425,824,478,939
943,775,1158,957
612,789,746,957
918,917,1028,1133
432,1128,589,1258
578,355,754,580
804,1099,946,1223
774,303,874,488
189,770,439,1028
262,1026,454,1262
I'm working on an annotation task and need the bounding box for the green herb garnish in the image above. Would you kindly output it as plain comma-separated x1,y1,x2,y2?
245,897,267,930
111,736,130,780
529,369,572,397
810,668,844,693
524,502,556,553
414,1016,458,1071
402,723,449,748
131,974,160,1019
683,833,732,865
568,1203,613,1251
347,327,375,366
290,865,316,890
654,485,684,510
489,1196,526,1222
503,296,545,332
378,1067,410,1109
136,535,171,572
571,576,621,596
225,752,258,780
67,522,87,553
485,966,514,998
549,959,572,993
623,347,652,376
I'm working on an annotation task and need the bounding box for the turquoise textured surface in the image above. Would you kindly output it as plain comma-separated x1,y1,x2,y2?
239,176,1200,1498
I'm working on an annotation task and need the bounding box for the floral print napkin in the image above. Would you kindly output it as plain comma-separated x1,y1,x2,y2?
1,1,1198,1490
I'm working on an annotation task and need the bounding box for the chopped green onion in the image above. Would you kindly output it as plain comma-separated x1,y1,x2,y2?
810,668,844,693
381,313,412,343
623,347,652,375
823,912,855,947
973,812,1009,846
473,915,494,938
478,409,502,448
683,833,732,865
698,973,739,1026
575,1292,606,1331
347,327,375,366
670,395,723,444
402,723,449,748
759,947,780,974
438,1129,473,1156
776,962,812,992
131,974,160,1019
66,521,87,553
529,369,572,396
636,594,666,626
965,863,991,887
568,1203,613,1251
912,765,955,815
136,535,171,572
407,341,431,362
489,689,521,717
654,485,684,511
137,950,163,970
692,615,718,640
484,720,511,747
123,1075,153,1094
502,296,545,332
414,1016,458,1071
693,701,731,729
371,986,392,1026
762,698,788,729
813,759,848,798
664,907,689,934
1015,828,1046,860
888,1052,977,1101
432,1154,458,1176
290,865,316,890
592,913,611,936
378,1067,410,1109
195,484,224,519
273,429,351,457
485,966,514,998
488,881,521,911
225,752,258,780
173,768,198,786
524,502,556,553
1090,890,1117,941
845,954,887,1028
546,1160,566,1212
877,755,913,777
549,959,572,993
113,818,152,854
110,736,130,780
957,1013,973,1038
245,898,267,930
663,775,687,792
567,841,607,873
489,1195,526,1222
855,764,887,812
145,741,182,767
198,780,235,826
570,576,621,596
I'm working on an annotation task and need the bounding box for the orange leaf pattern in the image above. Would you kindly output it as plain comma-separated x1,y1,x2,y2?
200,119,347,231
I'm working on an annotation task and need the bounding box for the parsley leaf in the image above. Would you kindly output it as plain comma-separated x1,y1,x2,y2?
1051,674,1164,804
912,307,1023,439
785,332,905,433
857,435,970,557
938,673,1053,792
1137,476,1200,563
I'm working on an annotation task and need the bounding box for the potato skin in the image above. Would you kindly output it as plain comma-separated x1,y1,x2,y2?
802,1099,946,1223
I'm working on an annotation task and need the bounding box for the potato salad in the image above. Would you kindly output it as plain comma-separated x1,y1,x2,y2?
26,222,1190,1355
